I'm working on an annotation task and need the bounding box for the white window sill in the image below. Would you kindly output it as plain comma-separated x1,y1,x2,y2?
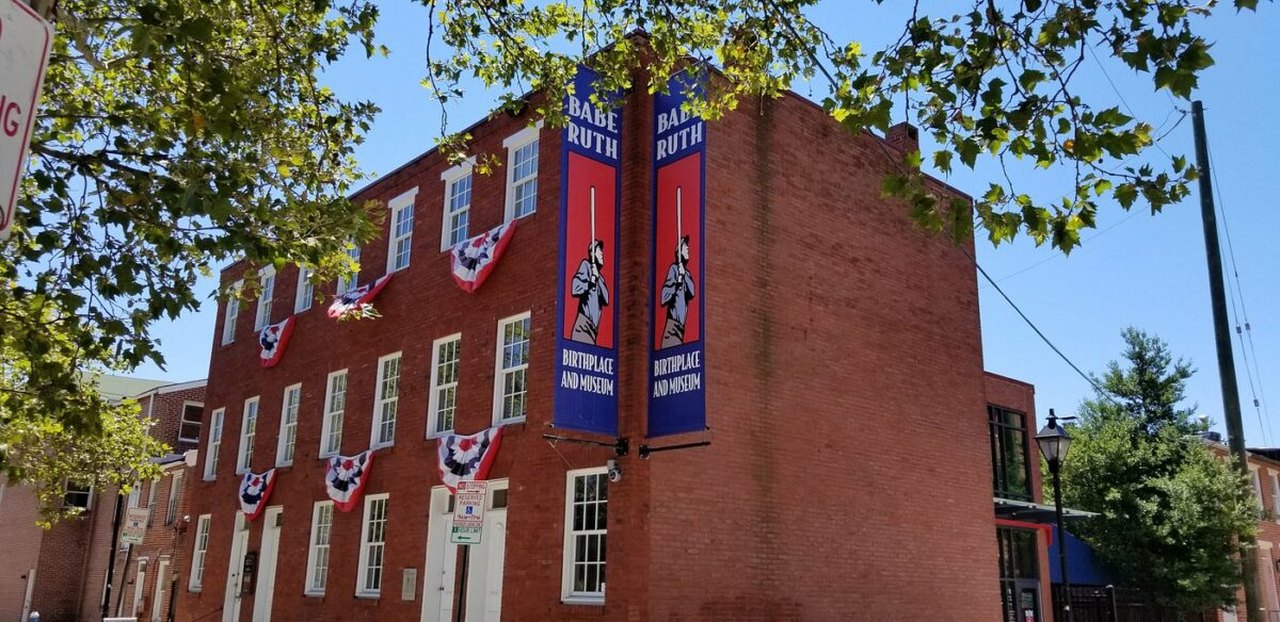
304,590,325,598
202,475,216,482
355,591,380,600
275,461,293,469
561,596,604,606
319,451,338,460
495,417,526,427
371,442,394,451
178,437,199,444
426,430,454,440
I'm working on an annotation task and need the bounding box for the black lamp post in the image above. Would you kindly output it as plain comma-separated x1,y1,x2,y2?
1037,409,1074,622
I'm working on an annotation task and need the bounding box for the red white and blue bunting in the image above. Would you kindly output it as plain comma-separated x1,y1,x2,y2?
436,427,503,492
325,450,374,512
451,222,515,293
238,469,277,521
328,275,392,319
258,316,296,368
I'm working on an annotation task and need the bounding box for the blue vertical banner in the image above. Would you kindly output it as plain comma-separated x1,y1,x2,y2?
554,66,622,436
648,69,707,438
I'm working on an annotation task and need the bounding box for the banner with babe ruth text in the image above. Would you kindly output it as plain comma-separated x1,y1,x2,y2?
553,66,622,436
648,69,707,437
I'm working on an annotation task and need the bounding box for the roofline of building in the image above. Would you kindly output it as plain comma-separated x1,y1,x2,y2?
221,38,971,276
132,378,208,400
982,371,1036,390
1202,437,1280,469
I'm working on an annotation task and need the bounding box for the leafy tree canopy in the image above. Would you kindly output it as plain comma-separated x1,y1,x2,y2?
1,0,382,516
0,0,1264,515
1062,328,1256,611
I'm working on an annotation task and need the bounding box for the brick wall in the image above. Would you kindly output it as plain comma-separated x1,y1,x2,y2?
183,73,1009,622
0,483,47,621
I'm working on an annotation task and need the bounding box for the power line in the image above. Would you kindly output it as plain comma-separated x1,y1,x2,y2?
1205,136,1275,445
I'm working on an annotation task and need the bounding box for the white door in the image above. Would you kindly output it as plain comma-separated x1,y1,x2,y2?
252,507,283,621
421,481,508,622
223,513,249,622
152,559,170,622
422,487,460,622
132,559,148,617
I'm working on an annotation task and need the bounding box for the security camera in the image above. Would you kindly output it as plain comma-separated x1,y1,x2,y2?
606,459,622,483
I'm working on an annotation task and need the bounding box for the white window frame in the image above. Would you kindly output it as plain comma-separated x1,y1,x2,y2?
63,481,93,510
236,396,259,474
493,312,532,425
320,370,347,458
503,122,543,221
189,514,211,591
221,280,243,345
203,408,225,480
337,240,361,296
305,501,334,596
164,472,183,525
427,334,462,438
370,352,402,449
356,493,389,598
276,383,302,467
146,478,159,525
386,188,418,273
440,159,474,250
253,266,276,331
561,467,608,604
1271,471,1280,521
178,401,203,444
294,266,315,313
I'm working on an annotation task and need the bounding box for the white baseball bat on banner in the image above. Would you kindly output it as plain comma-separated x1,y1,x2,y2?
590,186,597,242
676,186,683,240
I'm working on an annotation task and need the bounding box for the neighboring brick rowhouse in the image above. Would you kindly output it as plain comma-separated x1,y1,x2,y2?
0,378,205,622
1208,443,1280,620
183,70,1013,622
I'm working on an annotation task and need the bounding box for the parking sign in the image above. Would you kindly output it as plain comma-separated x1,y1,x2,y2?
0,0,53,240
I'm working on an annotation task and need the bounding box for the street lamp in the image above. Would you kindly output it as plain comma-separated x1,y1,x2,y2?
1037,409,1074,622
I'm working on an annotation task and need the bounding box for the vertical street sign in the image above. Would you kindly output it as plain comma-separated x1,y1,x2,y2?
450,480,486,545
0,0,53,241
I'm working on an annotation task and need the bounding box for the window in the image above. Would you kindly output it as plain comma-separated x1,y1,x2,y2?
204,408,225,480
254,266,276,331
178,401,203,444
1272,473,1280,520
996,527,1040,622
165,472,183,525
988,405,1032,501
127,480,141,510
320,370,347,457
1254,469,1264,504
221,280,243,345
189,515,211,591
337,241,361,295
147,479,159,525
371,353,401,448
305,501,334,596
357,494,389,597
427,334,461,437
494,312,531,424
237,397,259,474
63,481,93,510
440,161,473,249
386,188,417,273
277,384,301,466
562,468,608,603
294,267,315,313
503,122,542,220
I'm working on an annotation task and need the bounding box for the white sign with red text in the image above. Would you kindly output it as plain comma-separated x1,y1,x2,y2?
0,0,53,241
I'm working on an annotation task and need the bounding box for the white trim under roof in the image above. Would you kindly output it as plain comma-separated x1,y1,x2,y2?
132,379,208,400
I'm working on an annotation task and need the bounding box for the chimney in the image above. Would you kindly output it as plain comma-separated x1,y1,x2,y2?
885,122,919,154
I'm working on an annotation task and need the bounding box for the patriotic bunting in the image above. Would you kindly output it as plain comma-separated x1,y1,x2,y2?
325,450,374,512
238,469,277,521
257,316,296,368
451,222,515,293
437,427,503,492
328,275,392,319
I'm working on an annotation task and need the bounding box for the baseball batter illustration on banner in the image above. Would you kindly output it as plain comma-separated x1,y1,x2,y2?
553,65,623,436
648,67,707,438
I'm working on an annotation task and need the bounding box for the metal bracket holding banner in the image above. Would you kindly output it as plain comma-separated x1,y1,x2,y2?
542,433,629,457
0,0,54,241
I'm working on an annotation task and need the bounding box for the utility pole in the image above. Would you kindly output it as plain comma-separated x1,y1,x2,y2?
1192,99,1262,622
101,489,125,620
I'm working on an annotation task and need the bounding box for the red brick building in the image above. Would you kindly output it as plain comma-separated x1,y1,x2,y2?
0,377,204,622
1206,442,1280,621
182,68,1060,622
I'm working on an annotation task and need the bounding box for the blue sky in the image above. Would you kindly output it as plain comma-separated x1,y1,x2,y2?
136,2,1280,445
